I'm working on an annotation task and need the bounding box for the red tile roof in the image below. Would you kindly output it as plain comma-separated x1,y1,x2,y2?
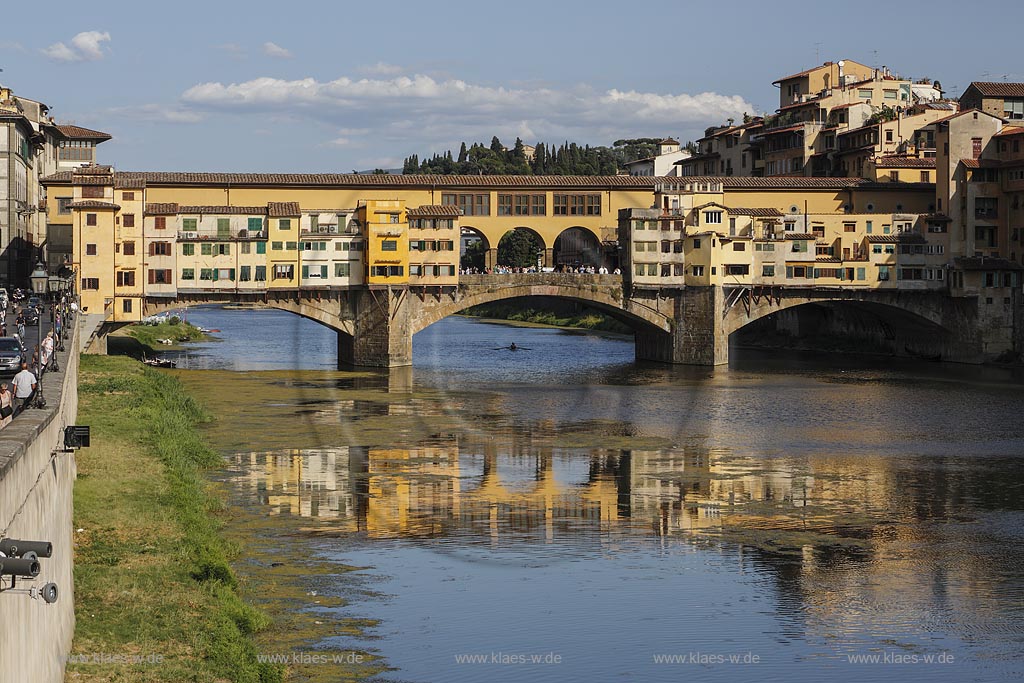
407,205,461,217
960,158,980,168
773,62,836,85
954,256,1024,271
874,156,936,168
68,200,119,210
994,126,1024,137
179,206,267,215
145,203,179,215
268,201,300,217
56,124,112,141
965,82,1024,98
729,207,783,217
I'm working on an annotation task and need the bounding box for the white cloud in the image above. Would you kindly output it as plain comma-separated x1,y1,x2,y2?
180,72,754,152
43,31,111,63
358,62,405,76
217,43,246,59
106,103,204,124
0,41,26,53
262,42,292,59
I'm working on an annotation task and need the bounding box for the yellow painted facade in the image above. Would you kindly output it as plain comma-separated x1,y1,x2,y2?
360,200,409,286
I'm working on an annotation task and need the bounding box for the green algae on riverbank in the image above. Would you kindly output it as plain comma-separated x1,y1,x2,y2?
71,356,281,682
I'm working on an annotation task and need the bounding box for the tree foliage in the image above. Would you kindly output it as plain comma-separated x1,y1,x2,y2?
401,135,694,176
497,229,543,268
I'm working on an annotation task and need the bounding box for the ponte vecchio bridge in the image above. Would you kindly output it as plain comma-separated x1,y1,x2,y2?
141,273,1004,367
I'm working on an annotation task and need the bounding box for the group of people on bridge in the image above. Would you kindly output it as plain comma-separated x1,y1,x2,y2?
459,265,621,275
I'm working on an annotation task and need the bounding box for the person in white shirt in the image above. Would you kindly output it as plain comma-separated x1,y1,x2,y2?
40,331,54,371
11,363,36,415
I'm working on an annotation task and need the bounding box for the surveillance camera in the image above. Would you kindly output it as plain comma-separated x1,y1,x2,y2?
0,539,52,558
0,557,40,578
35,583,58,604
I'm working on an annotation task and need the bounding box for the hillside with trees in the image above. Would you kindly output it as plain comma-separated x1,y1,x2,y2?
401,136,692,176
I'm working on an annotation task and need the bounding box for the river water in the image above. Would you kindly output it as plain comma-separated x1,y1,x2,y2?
171,306,1024,683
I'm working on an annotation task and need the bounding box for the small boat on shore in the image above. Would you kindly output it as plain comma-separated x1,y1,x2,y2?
905,346,941,362
142,356,177,368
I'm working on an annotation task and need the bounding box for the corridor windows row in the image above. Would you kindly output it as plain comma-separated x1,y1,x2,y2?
553,194,601,216
410,264,457,276
441,192,600,216
371,266,405,277
634,263,686,276
497,194,546,216
411,240,455,251
442,193,490,216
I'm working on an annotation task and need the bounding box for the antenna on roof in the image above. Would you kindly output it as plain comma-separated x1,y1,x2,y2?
814,42,821,64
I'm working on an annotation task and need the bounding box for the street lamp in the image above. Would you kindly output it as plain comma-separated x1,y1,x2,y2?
30,262,48,296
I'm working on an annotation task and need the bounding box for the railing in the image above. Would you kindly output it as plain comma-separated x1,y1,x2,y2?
975,209,998,220
177,228,268,240
300,226,360,236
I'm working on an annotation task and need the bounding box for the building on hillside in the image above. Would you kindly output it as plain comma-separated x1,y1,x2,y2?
867,155,937,183
959,82,1024,121
623,139,691,176
676,120,764,177
684,61,946,180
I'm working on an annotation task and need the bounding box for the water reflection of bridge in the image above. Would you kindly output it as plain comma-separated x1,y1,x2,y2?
231,445,831,540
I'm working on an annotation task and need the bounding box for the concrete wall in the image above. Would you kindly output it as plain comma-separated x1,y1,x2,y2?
0,324,80,683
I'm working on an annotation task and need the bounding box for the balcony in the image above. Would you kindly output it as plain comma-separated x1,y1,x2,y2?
300,225,360,236
178,228,267,240
975,208,998,221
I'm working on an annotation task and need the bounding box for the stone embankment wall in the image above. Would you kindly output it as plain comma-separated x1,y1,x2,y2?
0,324,80,683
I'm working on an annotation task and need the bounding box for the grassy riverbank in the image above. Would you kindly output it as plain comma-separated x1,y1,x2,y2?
123,319,210,350
70,356,281,682
464,301,632,334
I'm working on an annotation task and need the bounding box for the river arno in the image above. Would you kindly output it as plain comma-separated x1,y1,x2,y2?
171,307,1024,683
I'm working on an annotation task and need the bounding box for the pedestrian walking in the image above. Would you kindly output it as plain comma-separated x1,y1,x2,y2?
11,362,36,415
0,382,13,429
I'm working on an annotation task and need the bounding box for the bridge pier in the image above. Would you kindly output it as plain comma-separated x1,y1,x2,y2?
635,286,728,366
337,287,413,368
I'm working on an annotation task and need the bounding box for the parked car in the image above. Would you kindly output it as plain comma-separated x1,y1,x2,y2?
23,308,39,326
0,336,25,376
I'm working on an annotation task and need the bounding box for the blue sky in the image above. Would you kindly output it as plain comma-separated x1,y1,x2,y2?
1,0,1020,172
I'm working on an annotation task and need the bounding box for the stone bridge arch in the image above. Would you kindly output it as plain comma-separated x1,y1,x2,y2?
142,291,354,337
409,275,672,336
721,287,980,361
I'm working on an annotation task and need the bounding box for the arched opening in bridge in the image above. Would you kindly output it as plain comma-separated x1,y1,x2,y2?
730,300,954,360
496,227,546,270
460,226,490,272
553,227,606,271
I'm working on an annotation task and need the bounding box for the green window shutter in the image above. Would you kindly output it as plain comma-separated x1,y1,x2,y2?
279,218,291,230
201,243,212,255
857,268,866,281
320,265,327,278
286,241,297,250
248,217,263,231
183,218,197,230
217,218,231,237
182,244,194,256
301,265,309,278
256,242,266,254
